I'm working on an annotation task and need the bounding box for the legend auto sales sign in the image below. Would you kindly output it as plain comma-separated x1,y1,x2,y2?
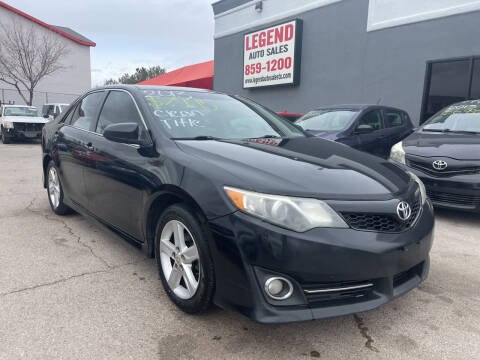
243,19,302,88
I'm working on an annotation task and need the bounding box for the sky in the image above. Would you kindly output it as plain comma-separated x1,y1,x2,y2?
8,0,215,86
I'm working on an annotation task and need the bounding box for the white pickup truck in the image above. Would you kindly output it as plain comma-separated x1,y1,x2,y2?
0,105,49,144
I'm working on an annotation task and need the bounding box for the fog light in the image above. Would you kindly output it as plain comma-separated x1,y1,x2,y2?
264,277,293,300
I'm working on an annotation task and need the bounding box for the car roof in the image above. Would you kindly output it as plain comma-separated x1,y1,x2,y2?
445,99,480,108
311,104,405,112
43,103,68,106
101,84,219,94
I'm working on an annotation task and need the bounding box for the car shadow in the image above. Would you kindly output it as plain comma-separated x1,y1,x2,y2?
434,208,479,227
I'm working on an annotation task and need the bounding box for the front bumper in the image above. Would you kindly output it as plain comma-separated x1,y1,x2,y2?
3,124,43,139
208,201,434,323
407,167,480,212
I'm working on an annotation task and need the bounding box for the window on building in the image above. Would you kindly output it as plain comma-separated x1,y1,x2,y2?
96,91,142,134
470,59,480,100
422,56,480,123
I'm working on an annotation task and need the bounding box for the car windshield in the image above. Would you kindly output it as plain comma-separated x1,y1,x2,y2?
142,90,305,140
3,106,39,117
295,109,357,131
423,103,480,133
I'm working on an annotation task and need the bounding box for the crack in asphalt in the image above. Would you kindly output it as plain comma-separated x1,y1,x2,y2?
26,196,113,269
353,314,380,353
0,260,149,297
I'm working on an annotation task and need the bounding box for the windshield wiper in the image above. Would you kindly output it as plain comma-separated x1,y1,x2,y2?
172,135,222,140
423,128,479,134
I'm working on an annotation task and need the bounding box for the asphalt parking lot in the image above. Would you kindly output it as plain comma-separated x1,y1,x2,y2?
1,141,479,360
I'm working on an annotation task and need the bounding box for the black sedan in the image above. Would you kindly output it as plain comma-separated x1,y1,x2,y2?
390,100,480,212
295,105,414,158
41,86,434,323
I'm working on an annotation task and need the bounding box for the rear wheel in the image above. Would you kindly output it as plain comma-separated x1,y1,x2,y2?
46,161,72,215
155,203,215,314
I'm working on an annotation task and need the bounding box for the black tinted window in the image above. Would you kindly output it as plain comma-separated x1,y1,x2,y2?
358,110,383,130
385,110,404,127
70,92,104,131
96,91,142,134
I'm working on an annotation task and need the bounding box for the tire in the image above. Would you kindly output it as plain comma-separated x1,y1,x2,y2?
1,127,11,144
46,161,72,215
155,203,215,314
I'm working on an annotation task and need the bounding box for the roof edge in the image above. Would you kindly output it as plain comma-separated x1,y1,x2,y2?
0,1,96,47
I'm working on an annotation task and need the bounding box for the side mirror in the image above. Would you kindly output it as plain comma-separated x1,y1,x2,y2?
43,114,50,119
355,124,375,134
103,122,153,147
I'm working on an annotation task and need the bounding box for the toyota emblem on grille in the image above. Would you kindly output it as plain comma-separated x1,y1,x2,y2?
396,201,412,221
432,160,448,170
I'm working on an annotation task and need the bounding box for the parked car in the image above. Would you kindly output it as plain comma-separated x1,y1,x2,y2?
390,100,480,212
42,103,69,120
295,105,414,158
42,86,433,323
1,105,48,143
277,111,302,122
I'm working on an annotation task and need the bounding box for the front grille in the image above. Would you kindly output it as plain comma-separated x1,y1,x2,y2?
408,159,480,177
341,196,421,233
427,189,480,207
13,123,44,132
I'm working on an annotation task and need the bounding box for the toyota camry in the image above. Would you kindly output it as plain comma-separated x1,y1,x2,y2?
41,85,434,323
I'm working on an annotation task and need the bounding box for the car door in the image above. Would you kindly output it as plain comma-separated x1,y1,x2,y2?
55,91,105,208
354,109,388,157
383,108,410,149
83,90,148,240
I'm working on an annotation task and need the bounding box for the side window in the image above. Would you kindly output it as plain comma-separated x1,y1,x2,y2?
385,110,404,128
69,92,104,131
45,105,55,117
96,91,142,134
358,109,383,130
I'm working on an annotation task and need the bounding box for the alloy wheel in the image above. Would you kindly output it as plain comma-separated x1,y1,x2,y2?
159,220,201,299
48,167,61,209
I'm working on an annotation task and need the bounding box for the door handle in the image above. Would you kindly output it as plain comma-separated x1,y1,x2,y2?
86,142,95,151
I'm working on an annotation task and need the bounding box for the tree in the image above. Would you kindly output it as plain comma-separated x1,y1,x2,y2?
104,65,166,85
0,20,69,106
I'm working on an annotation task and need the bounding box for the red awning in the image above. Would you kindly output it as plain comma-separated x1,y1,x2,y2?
137,60,214,90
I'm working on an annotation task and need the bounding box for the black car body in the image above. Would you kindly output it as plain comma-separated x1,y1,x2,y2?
295,105,414,158
391,100,480,212
41,86,434,323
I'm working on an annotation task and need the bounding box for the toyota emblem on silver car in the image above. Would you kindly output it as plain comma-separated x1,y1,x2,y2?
396,201,412,221
432,160,448,170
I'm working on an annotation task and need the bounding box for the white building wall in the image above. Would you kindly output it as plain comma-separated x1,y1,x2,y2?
0,6,92,108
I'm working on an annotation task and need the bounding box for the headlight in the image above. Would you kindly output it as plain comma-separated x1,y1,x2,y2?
2,120,14,129
390,141,405,164
408,172,426,204
224,186,348,232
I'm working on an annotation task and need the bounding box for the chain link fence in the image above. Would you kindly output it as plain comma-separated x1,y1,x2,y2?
0,88,81,108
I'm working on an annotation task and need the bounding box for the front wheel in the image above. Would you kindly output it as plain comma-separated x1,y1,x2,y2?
46,161,72,215
155,204,215,314
1,127,11,144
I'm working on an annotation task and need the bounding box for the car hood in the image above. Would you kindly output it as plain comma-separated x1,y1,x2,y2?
404,131,480,160
3,116,48,124
176,137,411,200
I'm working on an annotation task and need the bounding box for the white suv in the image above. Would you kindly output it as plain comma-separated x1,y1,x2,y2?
1,105,48,144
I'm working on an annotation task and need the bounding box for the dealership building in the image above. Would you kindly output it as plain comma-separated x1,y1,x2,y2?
212,0,480,124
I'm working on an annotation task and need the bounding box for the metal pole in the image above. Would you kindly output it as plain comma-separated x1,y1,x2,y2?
1,89,4,103
45,92,48,104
